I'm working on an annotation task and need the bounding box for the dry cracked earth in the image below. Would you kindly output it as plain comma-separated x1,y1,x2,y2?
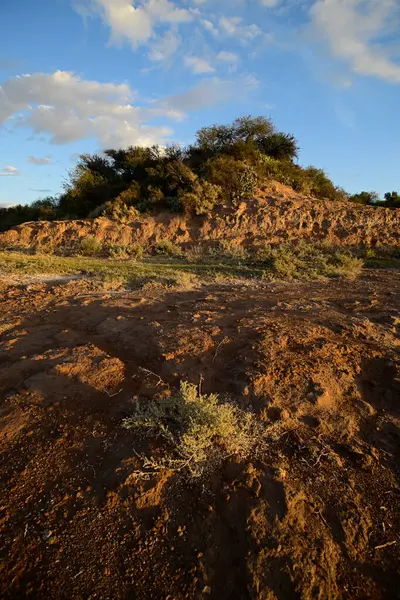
0,270,399,599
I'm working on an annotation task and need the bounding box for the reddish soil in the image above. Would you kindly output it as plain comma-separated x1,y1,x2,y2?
0,270,399,599
1,182,399,253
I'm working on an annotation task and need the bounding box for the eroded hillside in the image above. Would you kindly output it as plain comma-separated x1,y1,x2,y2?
1,183,399,252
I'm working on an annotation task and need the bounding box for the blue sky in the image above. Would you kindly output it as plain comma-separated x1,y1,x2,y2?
0,0,399,207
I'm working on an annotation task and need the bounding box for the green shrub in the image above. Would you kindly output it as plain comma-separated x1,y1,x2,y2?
258,132,299,161
215,240,249,261
123,381,261,477
204,156,259,204
178,181,222,215
154,240,183,257
80,236,103,256
256,243,363,280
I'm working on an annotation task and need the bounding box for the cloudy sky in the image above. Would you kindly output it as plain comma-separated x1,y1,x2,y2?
0,0,399,207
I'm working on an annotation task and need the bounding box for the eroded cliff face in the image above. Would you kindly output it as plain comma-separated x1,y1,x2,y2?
1,182,399,251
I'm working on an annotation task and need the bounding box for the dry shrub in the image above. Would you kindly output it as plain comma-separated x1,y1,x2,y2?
80,236,103,256
154,240,183,257
107,242,145,259
216,240,249,261
123,382,261,477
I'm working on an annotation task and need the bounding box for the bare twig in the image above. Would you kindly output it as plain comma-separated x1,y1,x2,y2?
105,388,123,398
213,337,228,362
199,374,204,396
375,541,396,550
73,570,84,579
138,367,163,387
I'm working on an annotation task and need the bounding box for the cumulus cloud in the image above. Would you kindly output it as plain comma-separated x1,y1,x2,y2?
202,19,218,35
75,0,192,48
28,155,52,165
184,56,215,74
219,16,262,40
310,0,400,83
0,165,20,176
0,70,174,147
0,69,255,148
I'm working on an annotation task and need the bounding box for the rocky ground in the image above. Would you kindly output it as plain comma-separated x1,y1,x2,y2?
0,269,399,599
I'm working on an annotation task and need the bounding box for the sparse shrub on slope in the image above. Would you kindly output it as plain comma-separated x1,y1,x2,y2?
204,155,259,204
123,381,261,477
178,181,222,215
154,240,183,257
80,236,103,256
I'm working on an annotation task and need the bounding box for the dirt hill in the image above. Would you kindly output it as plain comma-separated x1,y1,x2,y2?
1,182,399,252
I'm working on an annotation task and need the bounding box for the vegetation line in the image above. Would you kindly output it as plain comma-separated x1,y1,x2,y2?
1,115,398,233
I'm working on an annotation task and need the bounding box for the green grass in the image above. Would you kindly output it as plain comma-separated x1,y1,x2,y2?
0,251,264,288
0,242,372,287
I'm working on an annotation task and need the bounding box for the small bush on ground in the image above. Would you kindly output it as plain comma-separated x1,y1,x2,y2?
215,240,249,261
123,381,261,477
256,243,363,280
154,240,183,257
80,236,103,256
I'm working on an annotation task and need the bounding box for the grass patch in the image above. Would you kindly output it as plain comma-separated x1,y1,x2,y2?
255,242,364,280
0,241,369,287
0,251,263,288
80,236,103,256
123,381,261,478
153,240,183,257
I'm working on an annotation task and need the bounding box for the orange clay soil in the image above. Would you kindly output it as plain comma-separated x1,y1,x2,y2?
1,182,399,253
0,270,399,599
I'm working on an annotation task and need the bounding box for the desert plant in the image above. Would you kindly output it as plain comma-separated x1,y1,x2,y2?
154,240,183,257
178,181,222,215
258,132,299,161
256,243,363,280
204,156,259,204
123,381,261,477
80,236,103,256
215,240,249,261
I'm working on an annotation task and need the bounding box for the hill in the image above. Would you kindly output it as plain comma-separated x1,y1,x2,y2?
1,182,399,254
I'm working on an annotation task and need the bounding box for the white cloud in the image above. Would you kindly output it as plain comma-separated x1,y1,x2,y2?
311,0,400,83
219,16,262,40
148,30,181,61
28,155,52,165
0,165,20,176
0,202,18,208
202,19,218,35
76,0,193,49
217,51,239,63
0,70,174,147
0,69,254,148
157,75,257,114
184,56,215,74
